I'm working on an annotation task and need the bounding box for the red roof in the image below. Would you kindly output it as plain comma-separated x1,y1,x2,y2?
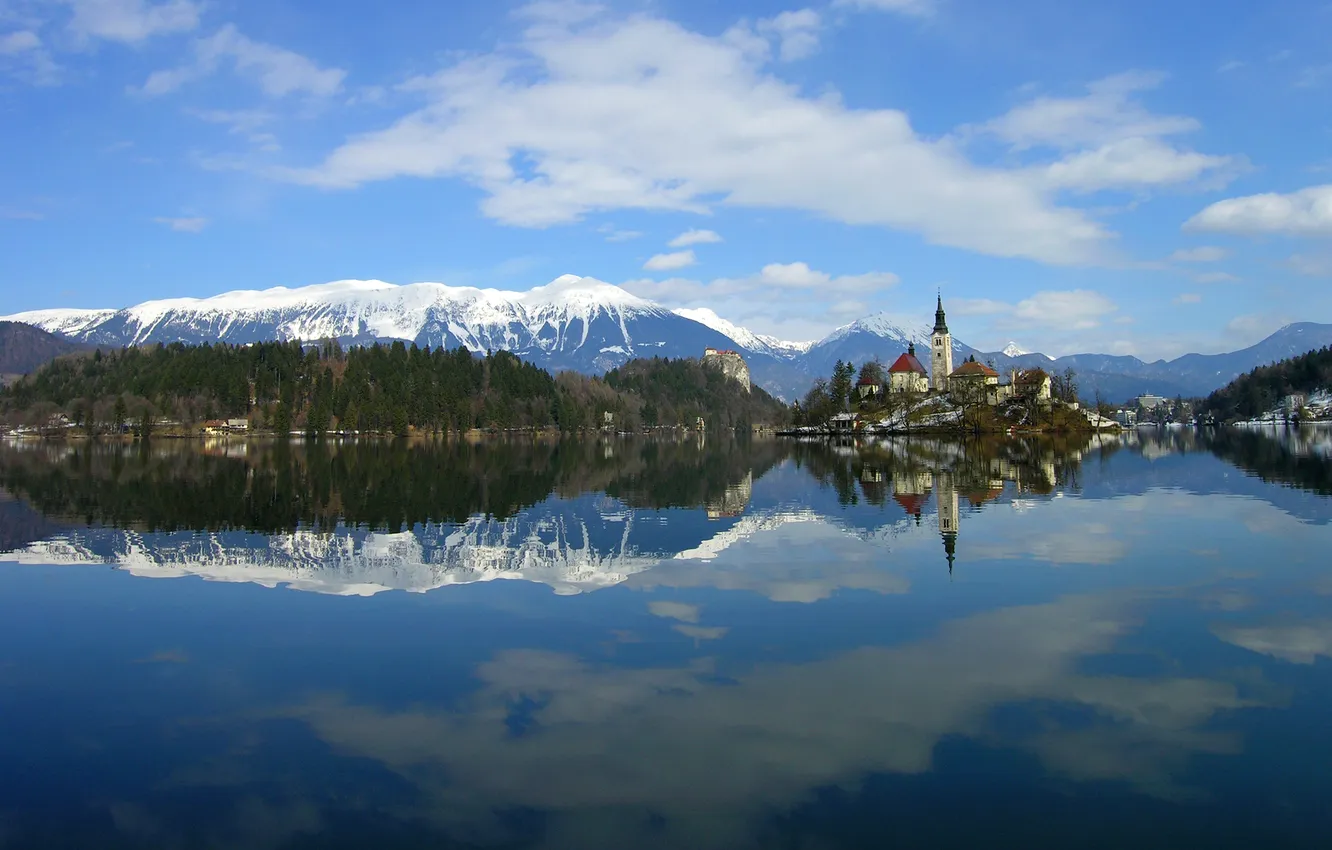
1016,368,1050,385
894,492,928,516
857,374,882,386
888,352,928,375
950,360,999,378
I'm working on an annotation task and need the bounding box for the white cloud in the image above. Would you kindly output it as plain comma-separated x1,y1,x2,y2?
187,108,281,150
0,29,59,84
955,290,1119,333
0,29,41,54
756,8,822,62
140,24,345,97
742,262,898,292
1217,60,1246,73
1224,313,1290,345
668,228,723,248
1289,253,1332,277
985,72,1195,150
62,0,201,44
1184,184,1332,237
1173,293,1202,305
1168,246,1229,262
981,72,1238,194
1192,271,1239,284
595,223,642,242
275,3,1112,265
949,298,1011,317
832,0,935,16
153,215,207,232
1010,290,1118,329
643,249,696,271
1042,137,1234,193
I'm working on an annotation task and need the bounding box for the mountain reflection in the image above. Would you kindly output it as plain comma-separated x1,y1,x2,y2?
1,427,1330,595
4,429,1332,849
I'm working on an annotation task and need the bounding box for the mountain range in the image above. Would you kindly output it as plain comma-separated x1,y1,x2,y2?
4,276,1330,401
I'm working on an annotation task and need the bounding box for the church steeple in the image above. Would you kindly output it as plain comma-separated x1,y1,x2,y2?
930,294,954,393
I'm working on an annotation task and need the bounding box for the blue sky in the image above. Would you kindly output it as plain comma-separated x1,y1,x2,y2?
1,0,1330,358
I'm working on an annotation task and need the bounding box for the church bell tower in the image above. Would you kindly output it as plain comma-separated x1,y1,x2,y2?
930,294,953,393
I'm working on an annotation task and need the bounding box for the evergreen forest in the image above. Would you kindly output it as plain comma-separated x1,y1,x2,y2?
1201,346,1332,421
0,341,788,435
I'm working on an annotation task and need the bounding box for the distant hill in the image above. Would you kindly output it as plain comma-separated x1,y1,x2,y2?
0,321,87,378
975,323,1332,402
1201,344,1332,422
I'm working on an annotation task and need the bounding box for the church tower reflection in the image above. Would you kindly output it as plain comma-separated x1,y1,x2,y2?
935,469,959,574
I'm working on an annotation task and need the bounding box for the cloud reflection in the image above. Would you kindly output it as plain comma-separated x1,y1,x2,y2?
277,594,1265,848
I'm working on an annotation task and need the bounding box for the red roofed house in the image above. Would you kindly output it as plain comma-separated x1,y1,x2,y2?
857,373,883,401
887,343,930,394
948,356,1000,389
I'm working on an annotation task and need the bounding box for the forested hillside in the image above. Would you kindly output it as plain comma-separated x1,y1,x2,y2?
0,341,782,435
1201,345,1332,421
0,321,87,380
604,357,788,430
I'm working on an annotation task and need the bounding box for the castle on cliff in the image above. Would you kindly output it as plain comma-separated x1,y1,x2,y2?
702,348,751,393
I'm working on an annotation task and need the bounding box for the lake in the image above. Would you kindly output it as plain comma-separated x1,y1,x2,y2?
1,428,1330,849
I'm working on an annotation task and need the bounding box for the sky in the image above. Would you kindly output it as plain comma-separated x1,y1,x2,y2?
1,0,1331,359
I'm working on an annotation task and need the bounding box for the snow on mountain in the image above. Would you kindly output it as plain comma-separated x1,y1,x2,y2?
0,501,850,597
801,312,944,378
11,279,1330,401
818,313,929,348
671,307,811,358
2,276,747,374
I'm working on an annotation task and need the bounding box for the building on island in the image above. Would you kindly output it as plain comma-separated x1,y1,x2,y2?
830,412,858,434
887,342,930,394
990,367,1054,406
702,348,751,393
1136,394,1166,410
1014,369,1053,402
949,357,1000,391
857,374,883,401
930,295,954,393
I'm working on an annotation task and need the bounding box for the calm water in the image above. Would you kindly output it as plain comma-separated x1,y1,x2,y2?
1,428,1331,849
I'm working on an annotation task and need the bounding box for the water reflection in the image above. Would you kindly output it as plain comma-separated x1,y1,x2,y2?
1,428,1331,592
0,428,1331,847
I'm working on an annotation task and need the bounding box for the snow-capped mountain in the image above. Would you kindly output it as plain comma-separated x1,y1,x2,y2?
801,313,980,378
8,278,1332,402
5,276,746,375
671,307,812,359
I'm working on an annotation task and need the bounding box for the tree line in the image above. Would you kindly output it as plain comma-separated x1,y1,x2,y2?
0,341,788,436
1201,345,1332,421
0,436,789,534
